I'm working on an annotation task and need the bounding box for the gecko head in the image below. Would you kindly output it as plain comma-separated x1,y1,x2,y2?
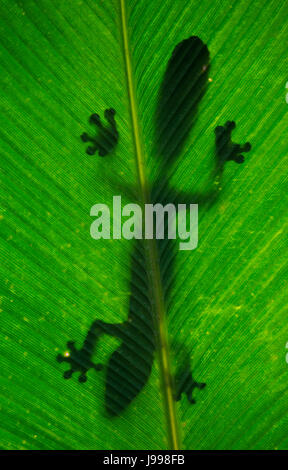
155,36,210,166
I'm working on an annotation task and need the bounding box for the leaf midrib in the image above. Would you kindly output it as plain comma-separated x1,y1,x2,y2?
119,0,181,450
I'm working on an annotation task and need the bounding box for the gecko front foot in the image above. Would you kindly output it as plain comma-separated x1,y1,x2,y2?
215,120,251,165
175,368,206,404
81,108,118,156
57,340,103,383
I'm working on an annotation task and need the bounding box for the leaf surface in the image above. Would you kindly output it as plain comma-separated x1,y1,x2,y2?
0,0,287,450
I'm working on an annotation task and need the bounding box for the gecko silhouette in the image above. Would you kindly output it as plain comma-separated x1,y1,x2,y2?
81,108,118,156
57,37,251,415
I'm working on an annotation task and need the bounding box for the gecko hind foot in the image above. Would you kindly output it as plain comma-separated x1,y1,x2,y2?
56,340,102,383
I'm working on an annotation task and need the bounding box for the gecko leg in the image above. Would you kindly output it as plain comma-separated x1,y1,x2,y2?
57,320,127,383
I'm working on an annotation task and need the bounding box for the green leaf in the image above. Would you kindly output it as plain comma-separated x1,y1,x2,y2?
0,0,287,450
